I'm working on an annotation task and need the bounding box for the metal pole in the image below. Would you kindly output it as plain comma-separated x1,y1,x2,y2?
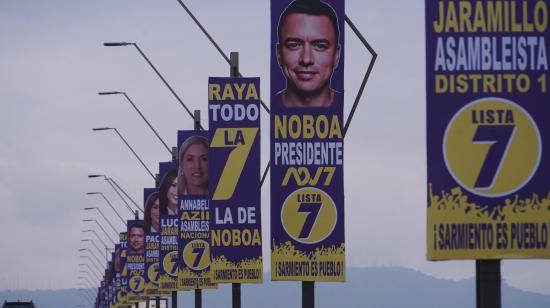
232,283,241,308
92,192,127,225
476,260,501,308
104,177,135,214
302,281,314,308
172,291,177,308
108,177,143,213
132,43,197,123
112,128,156,180
83,219,116,245
193,108,202,308
93,127,156,181
84,206,120,234
121,92,172,154
195,289,202,308
229,51,242,308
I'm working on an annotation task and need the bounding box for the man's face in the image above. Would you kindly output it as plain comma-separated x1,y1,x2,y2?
277,13,340,97
129,226,144,253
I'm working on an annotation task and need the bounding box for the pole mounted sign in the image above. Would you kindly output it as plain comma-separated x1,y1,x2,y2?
270,0,346,281
158,161,181,292
208,77,263,283
176,130,217,289
426,0,550,259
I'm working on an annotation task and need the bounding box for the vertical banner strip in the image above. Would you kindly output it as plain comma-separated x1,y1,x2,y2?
270,0,346,282
426,0,550,260
177,130,218,289
208,77,263,283
126,219,146,302
144,188,162,297
158,161,182,291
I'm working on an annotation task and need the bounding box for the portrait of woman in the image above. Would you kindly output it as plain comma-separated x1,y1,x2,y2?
159,169,178,215
178,135,209,196
143,191,160,233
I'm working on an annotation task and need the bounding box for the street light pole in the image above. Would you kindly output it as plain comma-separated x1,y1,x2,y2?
92,127,156,180
79,263,103,281
88,174,143,213
98,91,172,155
83,219,116,245
103,42,198,124
79,255,103,275
88,174,137,214
86,192,127,224
79,248,104,268
81,239,105,261
79,269,101,285
84,206,123,233
82,229,110,250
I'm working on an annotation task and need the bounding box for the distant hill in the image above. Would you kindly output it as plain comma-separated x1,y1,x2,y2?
2,267,549,308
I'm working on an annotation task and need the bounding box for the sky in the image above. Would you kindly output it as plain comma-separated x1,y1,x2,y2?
0,0,549,296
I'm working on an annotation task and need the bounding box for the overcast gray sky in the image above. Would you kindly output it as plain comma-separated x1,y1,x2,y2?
0,0,549,296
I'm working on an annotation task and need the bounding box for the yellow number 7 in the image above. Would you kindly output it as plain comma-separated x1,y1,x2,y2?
210,128,259,200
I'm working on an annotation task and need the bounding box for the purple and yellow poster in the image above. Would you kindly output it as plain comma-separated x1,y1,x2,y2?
270,0,345,281
208,77,263,283
143,188,161,296
426,0,550,259
112,244,122,306
158,161,181,291
177,130,217,289
126,219,146,302
117,232,129,305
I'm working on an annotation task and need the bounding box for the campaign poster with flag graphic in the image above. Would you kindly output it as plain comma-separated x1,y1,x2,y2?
208,77,263,283
426,0,550,259
126,219,146,302
177,130,217,289
158,161,182,292
270,0,346,282
143,188,161,296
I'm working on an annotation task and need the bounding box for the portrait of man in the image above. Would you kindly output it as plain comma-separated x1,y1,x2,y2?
275,0,341,108
128,224,145,254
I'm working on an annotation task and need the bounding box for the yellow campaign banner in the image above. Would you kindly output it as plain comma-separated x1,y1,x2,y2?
426,0,550,259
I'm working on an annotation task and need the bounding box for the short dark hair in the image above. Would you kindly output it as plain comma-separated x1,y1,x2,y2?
277,0,340,44
129,224,144,232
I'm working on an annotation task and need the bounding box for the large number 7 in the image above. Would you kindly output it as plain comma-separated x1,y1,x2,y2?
472,125,515,189
191,247,205,268
211,128,259,200
298,202,322,239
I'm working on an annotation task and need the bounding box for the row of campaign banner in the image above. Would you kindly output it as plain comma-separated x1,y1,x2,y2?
96,0,550,305
95,0,347,306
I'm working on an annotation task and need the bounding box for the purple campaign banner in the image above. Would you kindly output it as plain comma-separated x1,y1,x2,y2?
208,77,263,283
177,130,217,289
426,0,550,260
118,232,129,304
270,0,345,282
126,219,145,302
143,188,161,296
158,161,181,291
113,244,123,305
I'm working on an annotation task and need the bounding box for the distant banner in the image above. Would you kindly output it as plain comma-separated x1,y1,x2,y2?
270,0,346,281
126,219,146,302
158,161,181,292
113,244,123,306
118,232,129,305
208,77,263,283
143,188,161,296
177,130,217,289
426,0,550,259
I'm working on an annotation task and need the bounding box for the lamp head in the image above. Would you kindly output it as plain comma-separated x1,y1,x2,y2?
103,42,132,47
